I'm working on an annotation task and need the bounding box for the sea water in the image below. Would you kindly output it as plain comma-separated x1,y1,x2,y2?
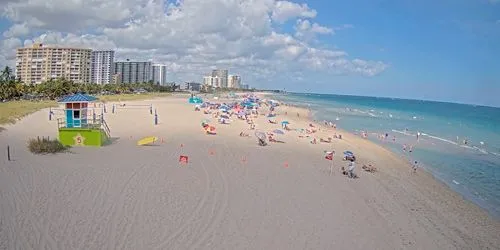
273,93,500,219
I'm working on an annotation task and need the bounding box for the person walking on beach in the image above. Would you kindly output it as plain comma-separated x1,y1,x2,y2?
412,161,418,174
348,159,356,178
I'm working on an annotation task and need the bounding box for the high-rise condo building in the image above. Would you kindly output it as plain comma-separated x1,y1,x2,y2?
91,50,114,84
114,60,152,84
152,64,167,85
203,75,223,88
228,75,241,88
15,43,91,84
211,69,228,88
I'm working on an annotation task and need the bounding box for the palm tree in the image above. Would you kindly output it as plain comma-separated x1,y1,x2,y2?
1,66,13,81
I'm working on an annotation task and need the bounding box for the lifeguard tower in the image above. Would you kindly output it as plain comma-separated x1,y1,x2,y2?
56,93,110,147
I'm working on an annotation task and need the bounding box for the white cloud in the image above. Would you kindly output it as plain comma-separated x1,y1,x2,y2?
2,22,29,38
294,19,333,41
271,1,317,23
0,0,388,84
0,37,22,68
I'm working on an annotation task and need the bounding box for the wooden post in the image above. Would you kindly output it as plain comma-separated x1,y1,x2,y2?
154,109,158,125
150,105,153,115
7,145,11,161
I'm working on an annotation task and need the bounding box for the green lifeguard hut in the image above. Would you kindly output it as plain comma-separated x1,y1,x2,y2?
57,93,110,147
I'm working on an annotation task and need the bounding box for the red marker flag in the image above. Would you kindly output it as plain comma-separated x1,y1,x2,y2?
179,155,188,164
325,151,334,161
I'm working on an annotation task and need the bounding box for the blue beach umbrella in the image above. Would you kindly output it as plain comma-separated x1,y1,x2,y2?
281,121,289,125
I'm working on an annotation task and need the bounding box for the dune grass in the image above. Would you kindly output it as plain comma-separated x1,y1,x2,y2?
27,136,69,154
97,92,171,102
0,100,57,125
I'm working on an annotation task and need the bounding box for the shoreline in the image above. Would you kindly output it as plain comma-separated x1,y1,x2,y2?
271,93,500,220
1,94,499,249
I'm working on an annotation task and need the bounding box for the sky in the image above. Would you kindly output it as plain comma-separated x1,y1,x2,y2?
0,0,499,107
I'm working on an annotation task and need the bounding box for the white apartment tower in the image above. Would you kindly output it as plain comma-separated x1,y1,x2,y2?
15,43,91,84
91,50,114,84
152,64,167,85
211,69,228,88
203,75,223,88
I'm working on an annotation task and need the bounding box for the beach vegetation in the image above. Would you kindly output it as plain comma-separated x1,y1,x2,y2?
0,66,178,124
0,66,177,102
27,136,70,154
0,100,57,124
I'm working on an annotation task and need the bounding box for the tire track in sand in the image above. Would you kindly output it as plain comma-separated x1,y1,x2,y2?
105,163,148,250
186,142,230,250
8,164,58,249
154,148,212,250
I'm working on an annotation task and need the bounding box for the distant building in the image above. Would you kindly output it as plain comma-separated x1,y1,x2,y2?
203,75,223,88
203,76,212,86
91,50,114,84
15,43,91,84
111,73,121,84
211,69,228,88
152,64,167,85
114,60,152,84
241,84,250,90
184,82,202,91
228,75,241,88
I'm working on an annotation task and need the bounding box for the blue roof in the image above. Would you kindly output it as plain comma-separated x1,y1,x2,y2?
57,93,98,103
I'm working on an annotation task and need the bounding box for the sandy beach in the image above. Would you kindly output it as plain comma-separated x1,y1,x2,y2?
1,93,499,250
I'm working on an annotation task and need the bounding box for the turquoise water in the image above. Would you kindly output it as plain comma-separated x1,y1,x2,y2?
274,93,500,219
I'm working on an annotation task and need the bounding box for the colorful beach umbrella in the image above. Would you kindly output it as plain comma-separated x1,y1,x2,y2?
281,121,290,125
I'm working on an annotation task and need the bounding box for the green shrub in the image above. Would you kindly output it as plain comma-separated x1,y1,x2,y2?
28,137,69,154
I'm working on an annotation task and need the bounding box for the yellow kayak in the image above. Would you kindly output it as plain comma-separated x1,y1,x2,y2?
137,136,158,146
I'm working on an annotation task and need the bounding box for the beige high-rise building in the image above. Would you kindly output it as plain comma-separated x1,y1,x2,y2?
228,75,241,88
15,43,92,84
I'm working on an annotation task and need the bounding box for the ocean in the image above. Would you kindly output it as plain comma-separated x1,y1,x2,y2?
273,93,500,219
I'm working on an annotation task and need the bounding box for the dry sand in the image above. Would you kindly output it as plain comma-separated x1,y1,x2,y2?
0,94,499,250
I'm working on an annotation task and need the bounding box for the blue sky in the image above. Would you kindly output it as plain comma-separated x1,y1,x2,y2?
277,0,500,106
0,0,499,107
